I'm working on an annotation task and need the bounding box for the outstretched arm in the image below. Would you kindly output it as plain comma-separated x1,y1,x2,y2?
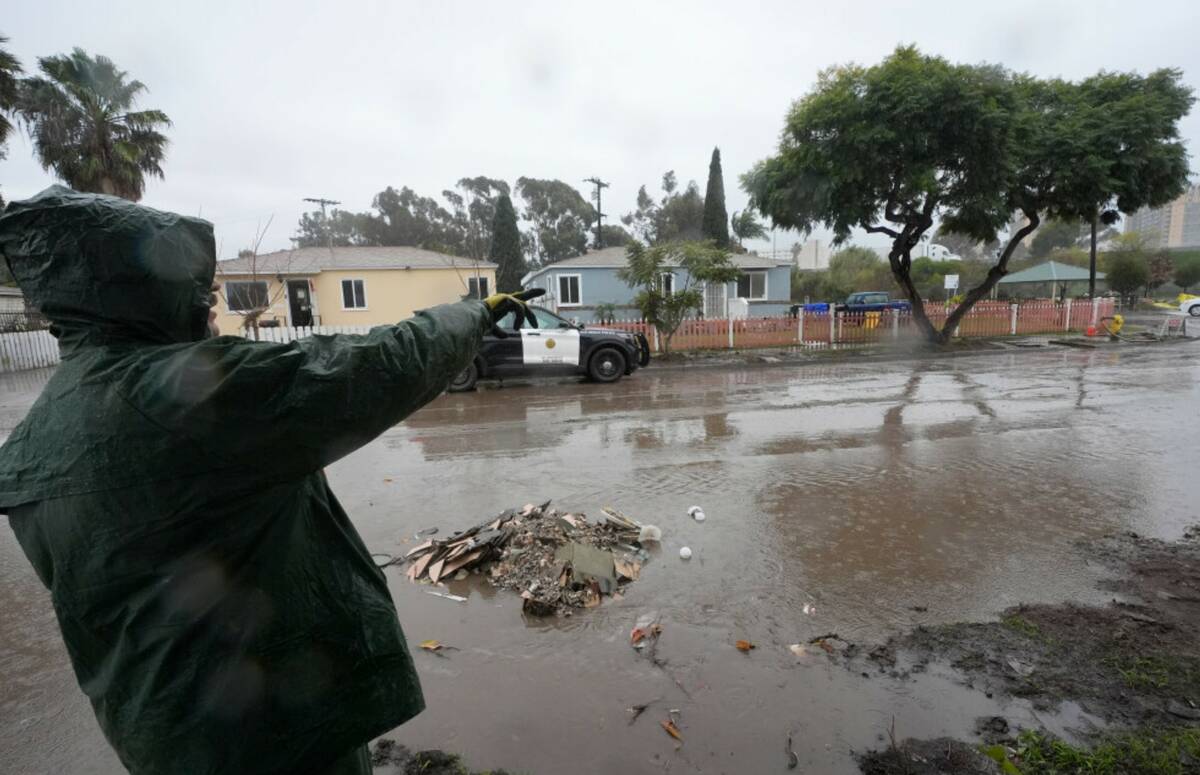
120,301,492,479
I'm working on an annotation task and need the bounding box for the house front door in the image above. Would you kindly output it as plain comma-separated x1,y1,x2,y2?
287,279,313,326
703,282,727,319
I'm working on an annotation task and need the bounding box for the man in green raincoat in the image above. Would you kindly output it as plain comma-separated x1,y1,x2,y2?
0,187,541,774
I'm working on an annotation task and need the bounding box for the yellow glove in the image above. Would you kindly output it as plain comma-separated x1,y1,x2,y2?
483,289,546,337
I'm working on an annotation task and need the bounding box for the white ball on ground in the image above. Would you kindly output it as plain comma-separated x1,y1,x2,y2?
679,546,693,560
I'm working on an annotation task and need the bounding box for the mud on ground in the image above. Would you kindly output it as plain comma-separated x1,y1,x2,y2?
371,739,513,775
857,526,1200,773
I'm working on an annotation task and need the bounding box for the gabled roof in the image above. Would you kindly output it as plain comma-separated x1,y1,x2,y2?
998,260,1105,284
216,246,496,276
524,246,790,280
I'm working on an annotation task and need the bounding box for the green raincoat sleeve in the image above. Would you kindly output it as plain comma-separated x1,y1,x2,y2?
120,301,492,481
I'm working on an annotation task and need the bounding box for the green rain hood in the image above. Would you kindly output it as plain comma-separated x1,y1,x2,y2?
0,187,491,774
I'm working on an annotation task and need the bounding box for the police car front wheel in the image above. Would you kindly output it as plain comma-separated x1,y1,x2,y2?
448,362,479,392
588,347,626,383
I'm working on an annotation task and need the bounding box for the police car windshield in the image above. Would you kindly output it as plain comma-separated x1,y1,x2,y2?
497,308,572,330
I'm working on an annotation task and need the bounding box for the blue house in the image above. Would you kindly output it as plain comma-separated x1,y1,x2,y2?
521,246,793,323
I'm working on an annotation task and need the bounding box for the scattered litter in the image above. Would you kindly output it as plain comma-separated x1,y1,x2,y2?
788,644,808,658
627,698,660,725
399,502,652,617
660,719,684,742
639,525,663,543
424,590,467,603
614,555,642,581
785,733,799,769
679,546,693,560
631,613,663,647
417,639,460,655
687,506,706,522
383,477,393,483
814,639,835,654
415,526,439,537
736,640,756,653
802,603,816,616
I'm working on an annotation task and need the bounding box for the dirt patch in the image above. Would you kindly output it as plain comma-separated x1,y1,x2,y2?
370,739,513,775
855,528,1200,773
865,529,1200,727
858,738,1004,775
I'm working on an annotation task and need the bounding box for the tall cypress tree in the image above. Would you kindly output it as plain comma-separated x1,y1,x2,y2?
489,193,526,292
701,147,730,248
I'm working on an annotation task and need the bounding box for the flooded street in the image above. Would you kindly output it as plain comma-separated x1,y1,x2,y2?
2,345,1199,774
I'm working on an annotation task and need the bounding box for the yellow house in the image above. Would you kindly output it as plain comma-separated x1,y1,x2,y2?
213,246,497,335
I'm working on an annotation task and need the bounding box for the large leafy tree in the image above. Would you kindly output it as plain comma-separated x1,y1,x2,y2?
18,49,171,201
1030,218,1083,259
1105,253,1150,303
1063,70,1194,295
1173,255,1200,291
515,177,594,266
0,34,22,208
618,240,738,356
362,185,464,252
292,208,373,248
623,171,707,246
744,47,1193,344
445,176,510,260
1147,249,1175,295
598,223,632,247
489,192,524,292
702,147,730,248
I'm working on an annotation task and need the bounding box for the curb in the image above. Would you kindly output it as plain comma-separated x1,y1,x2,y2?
640,335,1200,374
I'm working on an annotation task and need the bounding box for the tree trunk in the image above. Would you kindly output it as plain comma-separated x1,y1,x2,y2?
941,211,1041,337
888,254,944,344
1088,211,1098,298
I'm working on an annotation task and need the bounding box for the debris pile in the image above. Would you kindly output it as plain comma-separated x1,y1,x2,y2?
402,502,655,616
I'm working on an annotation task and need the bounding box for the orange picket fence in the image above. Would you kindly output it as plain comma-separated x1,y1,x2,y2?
602,297,1116,355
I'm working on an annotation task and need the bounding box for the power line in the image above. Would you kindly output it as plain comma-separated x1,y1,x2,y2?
584,177,609,250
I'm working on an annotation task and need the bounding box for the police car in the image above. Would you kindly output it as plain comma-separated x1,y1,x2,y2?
448,306,650,391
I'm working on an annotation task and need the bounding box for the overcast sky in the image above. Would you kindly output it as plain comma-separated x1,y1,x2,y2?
3,0,1199,258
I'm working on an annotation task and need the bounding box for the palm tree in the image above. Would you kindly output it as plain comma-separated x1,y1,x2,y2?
18,48,170,201
0,34,23,207
730,209,768,247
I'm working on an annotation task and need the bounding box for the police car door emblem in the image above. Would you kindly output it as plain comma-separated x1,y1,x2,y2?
545,338,556,349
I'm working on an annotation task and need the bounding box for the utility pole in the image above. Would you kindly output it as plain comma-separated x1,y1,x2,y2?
1088,210,1099,298
584,177,609,250
303,197,341,255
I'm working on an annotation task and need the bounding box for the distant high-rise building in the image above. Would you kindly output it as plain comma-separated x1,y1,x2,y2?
1124,184,1200,248
792,239,831,270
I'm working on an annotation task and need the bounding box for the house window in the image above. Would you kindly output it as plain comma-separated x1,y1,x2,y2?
341,279,367,309
736,271,767,300
659,273,675,295
467,276,489,299
226,281,269,312
557,274,581,306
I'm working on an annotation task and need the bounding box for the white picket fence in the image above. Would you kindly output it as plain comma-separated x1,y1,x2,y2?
0,329,60,373
246,325,373,343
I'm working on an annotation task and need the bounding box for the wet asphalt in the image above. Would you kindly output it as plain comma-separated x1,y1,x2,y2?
1,342,1198,774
